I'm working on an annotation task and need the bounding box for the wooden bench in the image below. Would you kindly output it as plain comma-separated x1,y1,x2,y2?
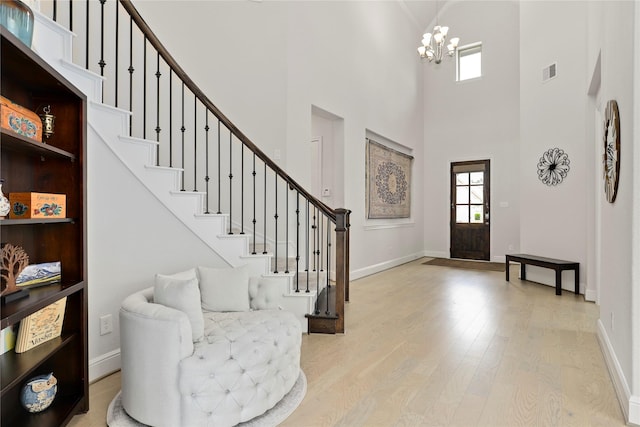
505,254,579,295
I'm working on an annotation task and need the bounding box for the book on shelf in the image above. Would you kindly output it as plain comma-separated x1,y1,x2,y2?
15,297,66,354
0,324,18,355
16,261,61,289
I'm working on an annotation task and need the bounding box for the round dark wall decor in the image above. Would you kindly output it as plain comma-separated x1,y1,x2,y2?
537,148,570,186
375,161,408,205
603,100,620,203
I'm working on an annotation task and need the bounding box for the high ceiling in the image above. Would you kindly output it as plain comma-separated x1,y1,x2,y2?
399,0,447,34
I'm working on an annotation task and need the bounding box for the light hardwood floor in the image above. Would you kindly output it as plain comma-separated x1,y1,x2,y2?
69,258,626,426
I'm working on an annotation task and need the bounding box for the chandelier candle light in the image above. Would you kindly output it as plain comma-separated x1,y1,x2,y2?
417,1,459,64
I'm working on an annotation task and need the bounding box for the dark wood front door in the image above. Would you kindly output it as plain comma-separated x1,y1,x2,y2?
450,160,490,260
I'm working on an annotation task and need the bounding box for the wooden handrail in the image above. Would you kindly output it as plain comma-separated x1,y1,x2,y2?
120,0,336,222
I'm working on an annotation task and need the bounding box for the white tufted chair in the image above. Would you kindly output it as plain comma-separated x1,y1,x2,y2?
120,283,301,427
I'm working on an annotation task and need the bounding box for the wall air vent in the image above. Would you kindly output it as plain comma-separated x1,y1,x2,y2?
542,62,557,82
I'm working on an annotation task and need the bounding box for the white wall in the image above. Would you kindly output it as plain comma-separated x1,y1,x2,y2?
586,0,636,422
132,1,288,170
133,1,427,279
519,2,590,293
285,1,426,277
595,0,635,385
632,2,640,421
423,0,521,262
87,128,226,380
521,1,636,422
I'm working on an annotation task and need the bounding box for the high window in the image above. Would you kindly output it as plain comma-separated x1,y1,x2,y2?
457,42,482,81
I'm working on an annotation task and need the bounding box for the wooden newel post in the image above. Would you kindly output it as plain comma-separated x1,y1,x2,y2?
334,208,351,333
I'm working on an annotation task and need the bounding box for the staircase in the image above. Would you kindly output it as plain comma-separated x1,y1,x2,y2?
28,0,349,334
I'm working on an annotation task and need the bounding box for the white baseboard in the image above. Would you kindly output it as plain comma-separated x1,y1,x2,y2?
423,250,448,259
89,348,121,383
584,288,597,302
630,395,640,426
596,320,630,423
350,252,423,280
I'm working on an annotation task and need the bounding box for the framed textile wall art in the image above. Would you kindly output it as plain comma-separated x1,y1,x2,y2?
366,139,413,219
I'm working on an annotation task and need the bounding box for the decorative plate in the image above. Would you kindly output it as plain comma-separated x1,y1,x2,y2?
603,100,620,203
537,148,570,186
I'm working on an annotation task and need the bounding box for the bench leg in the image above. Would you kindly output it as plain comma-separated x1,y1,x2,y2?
520,263,526,281
505,260,510,281
555,269,562,295
575,267,579,295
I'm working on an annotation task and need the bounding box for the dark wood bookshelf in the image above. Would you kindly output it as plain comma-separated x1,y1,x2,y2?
1,218,76,226
1,334,76,394
1,27,88,427
1,128,77,161
0,282,85,330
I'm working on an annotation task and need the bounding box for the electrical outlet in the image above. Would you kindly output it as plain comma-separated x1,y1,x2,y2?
100,314,113,336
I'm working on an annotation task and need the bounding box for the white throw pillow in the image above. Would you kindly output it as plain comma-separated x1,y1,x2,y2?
154,272,204,342
198,265,250,312
249,277,282,310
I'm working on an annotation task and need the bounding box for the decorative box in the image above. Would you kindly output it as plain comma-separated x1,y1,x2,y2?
9,192,66,219
0,95,42,142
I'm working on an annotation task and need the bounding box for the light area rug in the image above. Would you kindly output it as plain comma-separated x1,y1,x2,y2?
107,370,307,427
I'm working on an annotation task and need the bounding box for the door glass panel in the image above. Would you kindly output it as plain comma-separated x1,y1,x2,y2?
470,205,483,223
456,186,469,204
470,186,483,203
470,172,484,185
456,173,469,185
456,205,469,223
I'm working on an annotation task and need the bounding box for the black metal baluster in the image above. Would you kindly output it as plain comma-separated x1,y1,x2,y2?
180,83,185,191
295,192,300,293
193,96,197,191
315,207,320,298
169,70,173,167
326,222,332,315
114,0,118,107
312,207,317,272
228,132,233,234
263,162,267,254
251,153,257,254
85,0,89,69
53,0,57,22
68,0,72,31
285,187,289,273
204,113,210,214
305,199,310,293
216,120,221,214
128,16,133,136
143,36,147,139
273,173,278,273
240,145,244,234
99,0,106,95
155,53,161,165
320,213,324,272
